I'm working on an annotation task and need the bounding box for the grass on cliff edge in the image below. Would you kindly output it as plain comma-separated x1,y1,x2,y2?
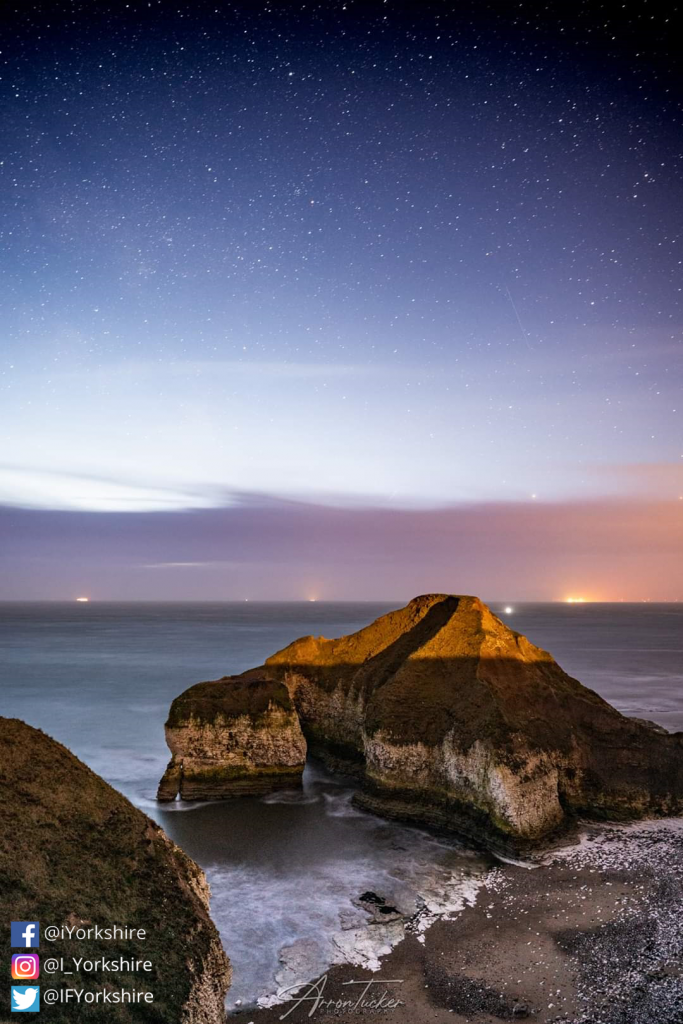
0,717,228,1024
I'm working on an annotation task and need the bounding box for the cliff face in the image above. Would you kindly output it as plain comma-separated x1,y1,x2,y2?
158,676,306,801
0,717,230,1024
159,596,683,851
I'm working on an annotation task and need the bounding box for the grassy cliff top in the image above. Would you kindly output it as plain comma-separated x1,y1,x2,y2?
166,675,295,728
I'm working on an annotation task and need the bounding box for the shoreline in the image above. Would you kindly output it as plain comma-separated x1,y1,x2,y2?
230,819,683,1024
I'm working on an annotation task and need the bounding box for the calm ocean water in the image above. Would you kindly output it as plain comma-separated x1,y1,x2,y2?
2,601,682,1007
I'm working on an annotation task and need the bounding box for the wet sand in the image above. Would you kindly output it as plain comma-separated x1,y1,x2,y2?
231,820,683,1024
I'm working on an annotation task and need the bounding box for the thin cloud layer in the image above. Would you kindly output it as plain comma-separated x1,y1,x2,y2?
1,496,681,602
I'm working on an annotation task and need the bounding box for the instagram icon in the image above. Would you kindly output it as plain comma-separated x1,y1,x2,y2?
11,955,39,981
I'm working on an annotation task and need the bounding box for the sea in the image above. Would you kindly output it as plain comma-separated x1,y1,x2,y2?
2,601,682,1010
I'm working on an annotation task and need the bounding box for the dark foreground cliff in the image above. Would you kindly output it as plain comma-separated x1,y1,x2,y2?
158,595,683,853
0,717,230,1023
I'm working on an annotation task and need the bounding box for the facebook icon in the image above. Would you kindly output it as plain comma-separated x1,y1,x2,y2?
11,923,39,949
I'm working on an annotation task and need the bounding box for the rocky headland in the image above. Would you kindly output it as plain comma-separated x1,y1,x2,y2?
158,595,683,853
158,676,307,801
0,717,231,1023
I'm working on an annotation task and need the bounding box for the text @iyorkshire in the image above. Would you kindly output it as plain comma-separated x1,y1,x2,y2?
43,924,146,942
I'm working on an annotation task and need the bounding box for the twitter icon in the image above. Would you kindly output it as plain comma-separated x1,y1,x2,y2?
11,986,40,1012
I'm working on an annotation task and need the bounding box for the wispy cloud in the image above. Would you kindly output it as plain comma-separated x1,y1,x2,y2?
55,358,391,382
0,464,226,513
581,462,683,497
3,458,683,516
141,561,238,568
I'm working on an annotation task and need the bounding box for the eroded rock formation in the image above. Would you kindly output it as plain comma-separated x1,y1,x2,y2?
0,717,231,1024
158,676,306,801
158,595,683,851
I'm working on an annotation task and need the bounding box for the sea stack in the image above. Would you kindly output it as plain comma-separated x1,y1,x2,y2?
0,717,231,1024
158,675,307,801
158,595,683,852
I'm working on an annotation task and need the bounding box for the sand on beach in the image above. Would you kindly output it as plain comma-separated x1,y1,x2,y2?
233,820,683,1024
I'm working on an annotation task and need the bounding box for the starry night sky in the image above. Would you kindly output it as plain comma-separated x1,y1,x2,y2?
1,1,682,600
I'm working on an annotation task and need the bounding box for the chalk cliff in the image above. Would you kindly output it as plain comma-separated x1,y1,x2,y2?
0,717,231,1024
158,676,306,801
158,596,683,851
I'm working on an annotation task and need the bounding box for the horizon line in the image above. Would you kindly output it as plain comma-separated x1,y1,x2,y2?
0,598,678,605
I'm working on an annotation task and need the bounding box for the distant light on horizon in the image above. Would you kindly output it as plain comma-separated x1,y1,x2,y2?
75,597,90,603
504,606,514,614
565,597,587,604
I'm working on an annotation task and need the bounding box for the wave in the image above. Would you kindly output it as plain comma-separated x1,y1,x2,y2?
204,814,489,1010
322,791,366,818
261,790,321,805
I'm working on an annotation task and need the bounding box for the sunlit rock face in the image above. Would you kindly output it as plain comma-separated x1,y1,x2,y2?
1,717,231,1024
158,676,307,801
160,596,683,851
